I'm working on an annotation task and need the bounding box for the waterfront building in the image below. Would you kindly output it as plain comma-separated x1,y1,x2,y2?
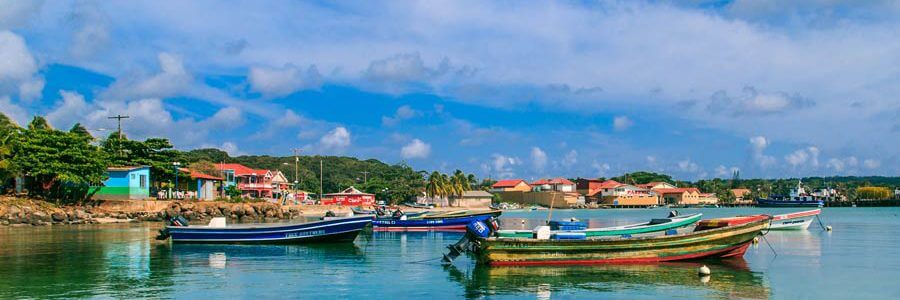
655,188,704,205
321,186,375,206
94,166,151,200
730,188,752,203
184,168,223,201
449,190,493,208
216,163,276,198
531,178,576,192
637,182,677,190
490,179,532,192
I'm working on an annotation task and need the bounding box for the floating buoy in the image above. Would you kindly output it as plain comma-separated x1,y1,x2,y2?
698,265,711,276
753,236,760,244
826,225,832,231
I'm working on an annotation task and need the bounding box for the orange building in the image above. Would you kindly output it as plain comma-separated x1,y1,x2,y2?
490,179,532,192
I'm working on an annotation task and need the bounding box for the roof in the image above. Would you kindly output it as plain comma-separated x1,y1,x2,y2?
654,188,701,195
596,180,626,189
324,186,374,196
492,179,529,188
731,188,751,196
461,190,493,197
637,181,673,189
532,177,576,185
216,163,271,177
107,166,149,172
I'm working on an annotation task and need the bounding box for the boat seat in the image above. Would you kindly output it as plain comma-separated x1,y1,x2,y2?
648,218,672,225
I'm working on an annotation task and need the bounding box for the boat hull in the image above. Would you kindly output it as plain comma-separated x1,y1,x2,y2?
474,216,769,266
769,209,820,230
373,211,501,232
497,213,702,238
756,198,823,208
166,216,373,244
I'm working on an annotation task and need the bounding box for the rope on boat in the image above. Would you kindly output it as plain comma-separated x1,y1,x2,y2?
407,256,444,265
815,214,828,231
760,232,778,257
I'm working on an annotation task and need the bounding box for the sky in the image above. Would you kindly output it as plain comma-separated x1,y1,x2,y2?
0,0,898,180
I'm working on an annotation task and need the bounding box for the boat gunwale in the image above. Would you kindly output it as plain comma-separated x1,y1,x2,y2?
165,216,374,233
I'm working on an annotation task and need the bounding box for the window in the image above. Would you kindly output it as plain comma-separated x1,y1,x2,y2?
140,175,147,188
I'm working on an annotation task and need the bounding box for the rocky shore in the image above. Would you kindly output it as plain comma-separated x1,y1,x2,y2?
0,197,353,226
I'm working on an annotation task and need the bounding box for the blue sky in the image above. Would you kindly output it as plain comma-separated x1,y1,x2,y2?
0,0,897,180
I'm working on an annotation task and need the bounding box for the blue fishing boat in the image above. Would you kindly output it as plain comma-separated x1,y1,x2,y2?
156,215,373,244
756,180,825,208
373,210,501,232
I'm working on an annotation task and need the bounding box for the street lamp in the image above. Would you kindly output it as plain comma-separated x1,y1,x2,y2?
173,162,181,199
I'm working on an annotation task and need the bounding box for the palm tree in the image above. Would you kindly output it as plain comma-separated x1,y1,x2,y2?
426,171,446,199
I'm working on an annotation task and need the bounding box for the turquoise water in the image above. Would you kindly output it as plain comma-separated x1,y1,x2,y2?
2,207,900,299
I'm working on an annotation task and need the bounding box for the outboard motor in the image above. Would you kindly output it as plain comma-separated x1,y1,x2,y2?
324,211,336,218
156,215,189,240
442,216,498,265
668,210,679,218
392,209,404,218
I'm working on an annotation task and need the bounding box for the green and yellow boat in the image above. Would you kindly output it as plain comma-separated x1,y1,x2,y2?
496,213,702,238
443,215,770,266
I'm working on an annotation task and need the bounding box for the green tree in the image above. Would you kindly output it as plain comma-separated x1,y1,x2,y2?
426,171,447,199
10,117,108,203
0,113,19,186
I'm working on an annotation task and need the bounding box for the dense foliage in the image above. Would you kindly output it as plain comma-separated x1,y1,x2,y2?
101,133,183,188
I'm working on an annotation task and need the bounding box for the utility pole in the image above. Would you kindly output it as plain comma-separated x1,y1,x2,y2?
319,160,324,202
108,114,130,157
108,115,130,140
359,171,370,185
292,148,301,189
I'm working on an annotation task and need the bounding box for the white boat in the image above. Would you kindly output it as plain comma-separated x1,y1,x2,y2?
769,209,821,230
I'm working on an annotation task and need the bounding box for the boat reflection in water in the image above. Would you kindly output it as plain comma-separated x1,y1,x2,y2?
445,259,770,299
169,243,367,268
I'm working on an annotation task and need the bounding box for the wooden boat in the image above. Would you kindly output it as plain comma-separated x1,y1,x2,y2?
496,213,702,238
156,216,373,244
443,215,770,266
768,209,821,230
351,206,378,215
373,210,502,232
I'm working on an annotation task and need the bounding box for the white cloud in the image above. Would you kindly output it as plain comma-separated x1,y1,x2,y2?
0,30,42,102
220,142,240,156
382,105,421,126
749,136,776,168
487,154,521,178
46,90,93,129
0,96,28,125
0,1,43,29
678,159,700,173
826,156,859,172
530,147,548,171
562,149,578,168
613,116,634,131
102,52,192,100
319,126,351,150
68,1,109,58
248,64,322,97
714,165,740,177
591,160,611,176
863,159,880,169
401,138,431,159
201,107,244,130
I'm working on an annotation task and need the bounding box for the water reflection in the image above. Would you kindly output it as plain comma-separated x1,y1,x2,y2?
445,259,770,299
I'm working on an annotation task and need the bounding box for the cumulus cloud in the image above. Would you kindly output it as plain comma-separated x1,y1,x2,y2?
483,154,521,179
0,96,29,125
678,159,700,173
248,64,322,97
785,146,820,168
863,159,880,169
562,150,578,168
591,161,611,176
319,126,351,150
68,0,110,58
530,147,548,171
102,52,192,100
46,90,93,128
0,30,43,102
826,156,859,172
401,138,431,159
381,105,421,126
613,116,634,131
708,87,815,116
715,165,740,177
0,0,44,29
749,136,776,168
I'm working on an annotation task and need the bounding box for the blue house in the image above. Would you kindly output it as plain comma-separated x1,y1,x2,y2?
94,166,151,200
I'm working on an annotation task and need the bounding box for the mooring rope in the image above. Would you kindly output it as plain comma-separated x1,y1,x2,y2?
815,214,828,231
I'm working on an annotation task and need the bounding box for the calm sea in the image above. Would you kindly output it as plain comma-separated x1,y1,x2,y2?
2,207,899,299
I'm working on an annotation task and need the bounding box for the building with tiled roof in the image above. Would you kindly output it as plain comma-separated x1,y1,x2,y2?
216,163,277,198
531,177,576,192
490,179,532,192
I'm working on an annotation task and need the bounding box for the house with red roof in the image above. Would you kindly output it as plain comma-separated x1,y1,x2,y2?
178,168,224,200
216,163,277,198
655,187,710,205
490,179,532,192
575,178,658,206
322,186,375,206
531,178,576,192
636,181,677,190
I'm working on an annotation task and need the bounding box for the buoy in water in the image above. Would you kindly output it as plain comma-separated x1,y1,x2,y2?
753,236,760,244
826,225,832,231
698,265,711,276
699,275,711,284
